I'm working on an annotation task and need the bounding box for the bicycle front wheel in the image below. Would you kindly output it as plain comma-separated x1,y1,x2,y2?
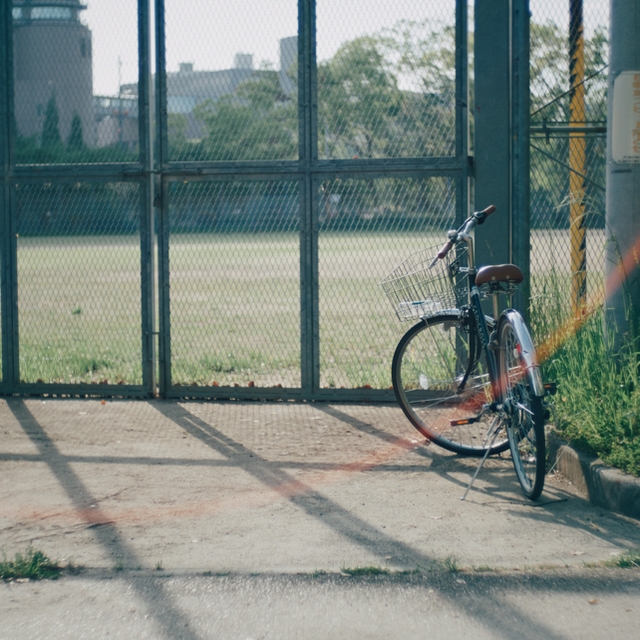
392,314,509,456
498,318,546,500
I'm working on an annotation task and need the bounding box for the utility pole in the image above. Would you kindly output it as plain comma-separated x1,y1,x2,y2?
604,0,640,350
569,0,587,315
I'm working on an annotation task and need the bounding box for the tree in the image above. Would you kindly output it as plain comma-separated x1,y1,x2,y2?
67,112,84,151
193,71,297,162
375,20,459,158
41,94,62,148
318,36,401,160
529,21,608,229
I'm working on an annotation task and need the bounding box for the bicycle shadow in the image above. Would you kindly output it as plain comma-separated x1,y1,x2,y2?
316,402,640,554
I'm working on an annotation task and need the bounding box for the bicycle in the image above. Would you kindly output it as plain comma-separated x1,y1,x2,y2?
380,205,549,500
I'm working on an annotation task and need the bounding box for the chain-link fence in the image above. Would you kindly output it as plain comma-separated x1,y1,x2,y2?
529,0,608,328
16,182,143,384
0,1,610,399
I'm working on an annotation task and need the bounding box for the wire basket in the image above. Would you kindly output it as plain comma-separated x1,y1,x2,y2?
380,244,469,321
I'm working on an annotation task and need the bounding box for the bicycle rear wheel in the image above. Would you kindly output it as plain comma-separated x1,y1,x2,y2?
392,314,509,456
498,318,546,500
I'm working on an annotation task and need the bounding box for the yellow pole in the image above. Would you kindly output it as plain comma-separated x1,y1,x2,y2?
569,0,586,315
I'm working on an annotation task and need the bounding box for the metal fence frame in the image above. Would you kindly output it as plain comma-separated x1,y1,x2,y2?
156,0,471,401
1,0,156,398
0,0,528,401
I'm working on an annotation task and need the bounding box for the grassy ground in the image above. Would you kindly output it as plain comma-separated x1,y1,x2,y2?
14,231,438,388
13,229,608,390
550,309,640,477
0,547,62,581
530,267,640,478
17,235,143,385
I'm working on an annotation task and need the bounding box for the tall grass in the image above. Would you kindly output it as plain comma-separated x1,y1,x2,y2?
530,271,640,477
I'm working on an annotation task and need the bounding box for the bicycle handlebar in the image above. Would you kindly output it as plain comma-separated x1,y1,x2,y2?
435,240,453,260
475,204,496,224
429,205,496,267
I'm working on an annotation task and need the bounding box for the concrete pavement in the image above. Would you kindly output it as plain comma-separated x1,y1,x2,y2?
1,397,640,638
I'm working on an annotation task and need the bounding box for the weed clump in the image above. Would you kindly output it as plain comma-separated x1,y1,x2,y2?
0,547,62,581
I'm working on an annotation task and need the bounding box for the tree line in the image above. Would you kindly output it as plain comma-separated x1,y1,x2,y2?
13,19,608,231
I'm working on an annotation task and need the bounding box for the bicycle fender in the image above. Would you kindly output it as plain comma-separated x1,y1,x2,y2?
498,310,545,397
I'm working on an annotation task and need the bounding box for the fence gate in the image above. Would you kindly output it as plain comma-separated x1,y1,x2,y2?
1,0,477,400
1,0,156,398
156,0,471,400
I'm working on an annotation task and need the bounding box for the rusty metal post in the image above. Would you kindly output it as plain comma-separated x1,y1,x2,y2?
569,0,587,315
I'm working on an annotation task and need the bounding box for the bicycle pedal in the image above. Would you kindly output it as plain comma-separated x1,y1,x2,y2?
544,382,557,396
450,417,479,426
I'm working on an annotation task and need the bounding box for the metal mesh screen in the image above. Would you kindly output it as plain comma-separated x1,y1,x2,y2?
12,0,140,164
16,182,143,384
318,176,456,389
167,180,301,388
529,0,608,321
317,0,457,160
163,0,299,162
3,1,470,399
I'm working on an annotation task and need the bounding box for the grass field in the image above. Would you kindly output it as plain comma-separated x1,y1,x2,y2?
17,235,143,385
12,229,607,389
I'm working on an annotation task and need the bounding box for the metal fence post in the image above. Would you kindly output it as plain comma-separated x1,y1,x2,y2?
455,0,470,227
139,0,156,396
512,0,531,318
474,0,512,271
0,0,18,390
299,0,319,394
155,0,172,396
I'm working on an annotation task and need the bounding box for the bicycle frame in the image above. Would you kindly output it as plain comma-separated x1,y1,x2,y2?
447,211,544,414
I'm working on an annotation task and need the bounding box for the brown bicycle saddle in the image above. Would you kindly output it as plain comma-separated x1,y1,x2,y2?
475,264,524,286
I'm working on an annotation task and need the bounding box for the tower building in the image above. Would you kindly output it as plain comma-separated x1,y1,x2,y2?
13,0,95,147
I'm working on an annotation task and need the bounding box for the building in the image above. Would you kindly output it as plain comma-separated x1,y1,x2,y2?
94,94,139,151
118,36,298,145
13,0,95,147
12,3,296,152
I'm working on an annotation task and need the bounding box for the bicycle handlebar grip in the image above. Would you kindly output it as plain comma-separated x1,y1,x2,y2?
482,204,496,216
476,204,496,224
436,241,453,260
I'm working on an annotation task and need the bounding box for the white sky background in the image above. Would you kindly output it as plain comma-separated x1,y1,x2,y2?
85,0,456,95
83,0,610,97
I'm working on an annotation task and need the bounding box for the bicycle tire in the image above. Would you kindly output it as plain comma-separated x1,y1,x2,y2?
392,313,510,456
498,317,546,500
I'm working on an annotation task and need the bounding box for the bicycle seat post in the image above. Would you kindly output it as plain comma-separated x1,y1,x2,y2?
492,290,500,322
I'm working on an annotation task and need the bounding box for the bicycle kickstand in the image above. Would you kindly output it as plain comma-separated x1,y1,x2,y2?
461,416,502,501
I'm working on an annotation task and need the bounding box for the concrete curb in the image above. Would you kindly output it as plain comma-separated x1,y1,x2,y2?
548,437,640,521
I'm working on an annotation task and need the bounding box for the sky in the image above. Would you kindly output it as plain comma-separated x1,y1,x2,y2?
81,0,611,97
